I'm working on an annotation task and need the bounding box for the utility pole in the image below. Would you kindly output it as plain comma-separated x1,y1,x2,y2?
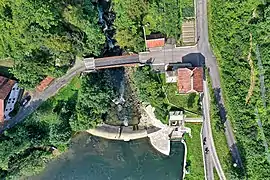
142,23,150,51
142,25,147,51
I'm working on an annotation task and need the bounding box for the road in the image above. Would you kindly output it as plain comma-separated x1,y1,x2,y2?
0,61,85,134
202,80,226,180
196,0,243,175
202,123,214,180
139,45,199,65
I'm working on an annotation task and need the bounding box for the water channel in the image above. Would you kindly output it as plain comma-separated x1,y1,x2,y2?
34,133,184,180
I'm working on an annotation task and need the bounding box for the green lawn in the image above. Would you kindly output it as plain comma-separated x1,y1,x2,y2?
53,75,81,102
165,82,201,117
184,123,204,180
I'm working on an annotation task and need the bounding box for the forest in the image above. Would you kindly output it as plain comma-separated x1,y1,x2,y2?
0,0,104,88
113,0,182,52
209,0,270,179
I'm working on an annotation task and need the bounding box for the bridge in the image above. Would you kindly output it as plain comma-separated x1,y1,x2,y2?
83,45,202,71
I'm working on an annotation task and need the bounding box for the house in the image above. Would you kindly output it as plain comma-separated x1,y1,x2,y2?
0,76,19,122
177,67,203,93
165,65,204,94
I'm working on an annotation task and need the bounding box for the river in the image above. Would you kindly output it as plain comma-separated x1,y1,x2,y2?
34,133,184,180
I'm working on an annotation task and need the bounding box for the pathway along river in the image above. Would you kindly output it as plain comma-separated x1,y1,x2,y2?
34,133,185,180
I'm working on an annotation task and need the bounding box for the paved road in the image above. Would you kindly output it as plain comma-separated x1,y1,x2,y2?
196,0,243,174
202,81,226,180
202,124,214,180
0,61,85,134
139,46,199,65
95,54,139,68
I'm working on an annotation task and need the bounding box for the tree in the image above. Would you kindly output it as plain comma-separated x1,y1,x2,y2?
70,72,114,131
0,0,104,89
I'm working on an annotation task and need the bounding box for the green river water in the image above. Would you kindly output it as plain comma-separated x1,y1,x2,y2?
34,133,184,180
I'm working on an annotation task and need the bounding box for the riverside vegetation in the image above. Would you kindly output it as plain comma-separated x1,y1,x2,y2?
0,72,118,179
209,0,270,179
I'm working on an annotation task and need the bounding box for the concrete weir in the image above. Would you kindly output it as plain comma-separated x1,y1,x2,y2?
86,124,148,141
148,127,171,156
86,123,171,156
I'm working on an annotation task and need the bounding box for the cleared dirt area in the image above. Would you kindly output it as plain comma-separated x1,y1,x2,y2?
245,33,255,104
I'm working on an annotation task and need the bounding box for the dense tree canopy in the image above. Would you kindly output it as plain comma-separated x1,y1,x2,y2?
210,0,270,179
113,0,182,52
70,72,115,131
133,66,169,122
0,0,104,88
0,72,116,178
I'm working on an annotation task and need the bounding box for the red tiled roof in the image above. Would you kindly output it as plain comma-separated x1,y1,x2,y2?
177,67,204,93
0,99,4,122
0,76,16,100
146,38,165,48
36,76,54,92
177,68,192,93
193,67,203,92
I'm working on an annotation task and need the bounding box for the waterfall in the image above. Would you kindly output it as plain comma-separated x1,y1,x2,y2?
97,0,115,50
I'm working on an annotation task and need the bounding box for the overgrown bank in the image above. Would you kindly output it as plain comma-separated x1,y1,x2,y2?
0,69,131,179
209,0,270,178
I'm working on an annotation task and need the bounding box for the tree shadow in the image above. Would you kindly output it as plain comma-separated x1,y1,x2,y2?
213,87,246,172
213,88,227,124
187,93,196,108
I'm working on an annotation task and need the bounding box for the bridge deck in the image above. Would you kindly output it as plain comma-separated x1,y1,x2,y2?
95,54,140,68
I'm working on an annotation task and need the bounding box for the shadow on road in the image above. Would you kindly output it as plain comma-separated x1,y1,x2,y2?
182,53,205,67
213,88,227,124
213,88,246,172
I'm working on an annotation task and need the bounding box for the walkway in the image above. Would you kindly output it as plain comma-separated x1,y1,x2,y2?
86,123,148,141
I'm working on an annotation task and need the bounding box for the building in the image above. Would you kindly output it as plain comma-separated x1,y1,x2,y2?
0,76,19,122
165,65,204,94
177,67,203,93
36,76,54,92
146,38,165,49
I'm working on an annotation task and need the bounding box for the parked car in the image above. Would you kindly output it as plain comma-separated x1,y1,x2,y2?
20,95,31,106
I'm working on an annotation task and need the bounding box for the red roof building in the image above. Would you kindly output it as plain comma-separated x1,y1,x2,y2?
146,38,165,49
36,76,54,92
177,67,203,93
0,76,16,122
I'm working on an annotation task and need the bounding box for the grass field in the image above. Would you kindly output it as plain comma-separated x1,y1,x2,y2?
165,82,201,117
184,123,204,180
54,76,81,101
